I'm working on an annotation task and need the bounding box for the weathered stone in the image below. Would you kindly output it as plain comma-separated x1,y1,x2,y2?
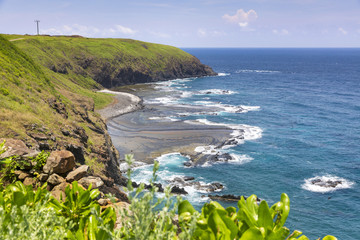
66,165,89,182
39,173,48,182
0,138,37,158
47,173,66,185
66,144,85,164
98,198,110,206
78,176,104,189
51,182,70,201
28,133,49,141
171,185,188,195
18,172,30,180
183,176,195,181
23,177,36,186
43,150,76,174
61,129,70,136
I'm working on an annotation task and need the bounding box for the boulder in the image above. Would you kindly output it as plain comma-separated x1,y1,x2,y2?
39,173,48,182
0,138,38,158
171,185,188,195
78,176,104,189
66,165,89,182
47,173,66,185
51,182,70,201
183,176,195,181
23,177,36,186
43,150,76,174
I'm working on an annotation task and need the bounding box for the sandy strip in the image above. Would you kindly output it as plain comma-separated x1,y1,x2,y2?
96,89,143,121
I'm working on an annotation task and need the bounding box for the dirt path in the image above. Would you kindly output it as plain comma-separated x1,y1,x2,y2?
9,38,25,42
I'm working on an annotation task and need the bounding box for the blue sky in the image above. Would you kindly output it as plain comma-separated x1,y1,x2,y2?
0,0,359,47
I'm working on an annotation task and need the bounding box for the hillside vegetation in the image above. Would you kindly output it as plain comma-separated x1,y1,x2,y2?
4,34,215,88
0,34,215,185
0,34,122,183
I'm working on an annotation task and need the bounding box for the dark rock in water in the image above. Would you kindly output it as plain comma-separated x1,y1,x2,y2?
169,178,224,192
183,176,195,181
183,161,193,167
171,185,188,195
208,153,232,162
311,178,343,188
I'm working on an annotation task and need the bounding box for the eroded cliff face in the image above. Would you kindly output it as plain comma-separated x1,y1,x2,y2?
20,94,123,186
85,55,216,88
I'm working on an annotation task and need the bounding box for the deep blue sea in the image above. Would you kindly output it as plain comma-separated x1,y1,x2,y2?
118,48,360,239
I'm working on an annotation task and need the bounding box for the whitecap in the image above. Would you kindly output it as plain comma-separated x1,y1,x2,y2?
235,69,281,74
148,116,180,122
302,175,355,193
197,89,237,95
218,73,230,76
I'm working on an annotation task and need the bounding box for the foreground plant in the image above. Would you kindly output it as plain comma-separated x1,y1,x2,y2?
178,194,337,240
114,154,185,240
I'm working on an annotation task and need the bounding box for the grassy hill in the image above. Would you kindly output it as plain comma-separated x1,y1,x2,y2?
4,34,215,88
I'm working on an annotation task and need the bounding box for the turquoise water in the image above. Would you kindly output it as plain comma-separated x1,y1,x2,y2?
115,49,360,239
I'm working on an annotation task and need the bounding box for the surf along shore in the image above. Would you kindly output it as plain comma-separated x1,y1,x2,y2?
96,82,246,167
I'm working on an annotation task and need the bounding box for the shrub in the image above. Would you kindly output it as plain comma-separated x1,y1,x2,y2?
0,88,9,96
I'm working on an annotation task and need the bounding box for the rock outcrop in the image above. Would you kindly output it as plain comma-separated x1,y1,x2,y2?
0,139,129,204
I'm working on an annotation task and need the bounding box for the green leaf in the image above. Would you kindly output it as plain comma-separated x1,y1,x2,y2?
89,188,100,200
323,236,338,240
178,200,197,215
240,227,264,240
78,191,90,205
88,215,98,240
258,200,273,232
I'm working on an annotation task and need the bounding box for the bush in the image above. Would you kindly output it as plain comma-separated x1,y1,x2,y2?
0,88,9,96
0,152,337,239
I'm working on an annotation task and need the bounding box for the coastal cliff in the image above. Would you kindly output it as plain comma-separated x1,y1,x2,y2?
0,34,215,185
5,35,216,88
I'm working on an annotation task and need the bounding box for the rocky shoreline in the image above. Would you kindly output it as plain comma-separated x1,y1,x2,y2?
96,89,144,121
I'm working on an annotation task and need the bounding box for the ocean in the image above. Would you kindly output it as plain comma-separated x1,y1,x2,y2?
109,48,360,239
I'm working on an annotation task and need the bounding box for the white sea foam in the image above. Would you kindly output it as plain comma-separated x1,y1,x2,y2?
235,69,281,74
302,175,355,193
186,118,262,141
148,116,180,122
192,101,259,114
194,145,218,155
218,73,230,76
228,153,253,164
144,96,178,105
197,89,237,95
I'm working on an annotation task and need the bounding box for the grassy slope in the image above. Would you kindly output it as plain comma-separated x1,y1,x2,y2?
4,34,212,88
0,35,117,178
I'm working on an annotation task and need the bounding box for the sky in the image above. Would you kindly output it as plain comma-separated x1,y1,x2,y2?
0,0,360,47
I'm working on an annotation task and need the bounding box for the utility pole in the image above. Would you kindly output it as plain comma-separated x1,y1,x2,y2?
34,20,40,35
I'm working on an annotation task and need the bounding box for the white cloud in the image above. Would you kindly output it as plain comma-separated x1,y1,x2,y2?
114,25,137,35
197,28,226,37
43,24,136,37
272,29,289,35
338,27,348,35
223,9,258,29
198,28,207,37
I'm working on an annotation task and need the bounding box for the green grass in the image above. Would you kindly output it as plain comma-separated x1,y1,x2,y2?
6,34,201,88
